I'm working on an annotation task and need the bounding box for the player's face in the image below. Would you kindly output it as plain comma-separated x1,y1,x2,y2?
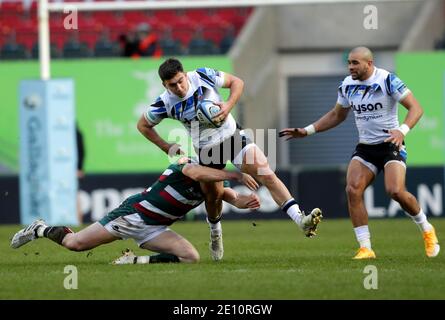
164,72,189,98
347,53,371,80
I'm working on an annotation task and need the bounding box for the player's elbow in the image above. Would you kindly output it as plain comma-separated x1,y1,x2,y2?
334,110,348,123
237,77,244,89
136,117,145,133
137,116,152,133
418,106,424,119
182,164,201,181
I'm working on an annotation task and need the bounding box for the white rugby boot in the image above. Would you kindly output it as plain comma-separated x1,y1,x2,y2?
209,229,224,261
112,249,138,265
10,219,47,249
300,208,323,238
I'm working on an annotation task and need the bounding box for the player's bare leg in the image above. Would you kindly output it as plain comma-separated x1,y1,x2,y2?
345,159,376,259
241,145,322,237
113,230,200,264
384,162,439,257
200,181,225,261
61,223,118,251
346,159,374,227
200,181,225,222
11,220,118,251
384,162,419,214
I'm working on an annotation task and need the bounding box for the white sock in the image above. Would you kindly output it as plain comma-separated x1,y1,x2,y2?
407,209,433,232
281,199,303,226
136,256,150,264
206,218,222,234
37,226,46,238
354,225,372,249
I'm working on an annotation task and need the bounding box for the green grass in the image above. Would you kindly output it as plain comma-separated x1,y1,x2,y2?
0,218,444,299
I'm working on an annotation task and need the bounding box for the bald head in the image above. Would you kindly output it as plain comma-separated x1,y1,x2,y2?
350,46,374,62
348,47,375,80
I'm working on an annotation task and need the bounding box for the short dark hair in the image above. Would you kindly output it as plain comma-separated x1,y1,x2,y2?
158,58,184,81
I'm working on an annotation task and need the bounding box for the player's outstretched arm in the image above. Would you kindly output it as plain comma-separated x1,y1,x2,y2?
223,188,260,210
182,163,259,191
279,103,349,140
137,115,183,156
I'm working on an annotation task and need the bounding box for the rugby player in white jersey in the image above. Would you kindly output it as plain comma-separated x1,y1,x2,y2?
10,157,260,264
280,47,439,259
137,58,323,261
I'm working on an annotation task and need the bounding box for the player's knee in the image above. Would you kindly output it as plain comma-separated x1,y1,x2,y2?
257,173,277,188
183,248,200,263
346,184,364,199
386,187,403,201
189,251,200,263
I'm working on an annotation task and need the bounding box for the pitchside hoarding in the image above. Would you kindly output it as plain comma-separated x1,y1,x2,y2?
1,168,443,224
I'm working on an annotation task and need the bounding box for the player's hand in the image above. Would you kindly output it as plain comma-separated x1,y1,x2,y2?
166,143,185,156
234,193,261,210
212,101,231,124
278,128,307,140
383,129,404,150
238,173,259,191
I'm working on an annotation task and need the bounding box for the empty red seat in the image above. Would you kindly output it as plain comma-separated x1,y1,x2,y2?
154,10,178,23
184,9,208,21
16,31,36,50
79,32,98,49
1,1,24,14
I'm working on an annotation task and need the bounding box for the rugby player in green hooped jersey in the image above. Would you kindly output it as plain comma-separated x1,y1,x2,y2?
10,157,260,265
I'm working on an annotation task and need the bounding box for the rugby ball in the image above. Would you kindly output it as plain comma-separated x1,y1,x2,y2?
196,99,222,128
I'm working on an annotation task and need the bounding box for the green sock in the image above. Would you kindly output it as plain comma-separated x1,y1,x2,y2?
42,226,73,245
149,253,180,263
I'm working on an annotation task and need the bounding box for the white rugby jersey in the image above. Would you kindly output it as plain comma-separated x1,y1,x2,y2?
337,67,411,144
145,67,237,149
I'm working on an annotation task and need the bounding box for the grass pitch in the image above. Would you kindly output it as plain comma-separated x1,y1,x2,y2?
0,218,444,300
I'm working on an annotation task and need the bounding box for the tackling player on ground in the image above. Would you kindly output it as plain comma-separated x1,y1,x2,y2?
10,157,261,264
280,46,439,259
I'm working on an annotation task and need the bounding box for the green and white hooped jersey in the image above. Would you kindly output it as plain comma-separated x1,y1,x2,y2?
130,163,205,225
337,67,411,145
100,162,231,226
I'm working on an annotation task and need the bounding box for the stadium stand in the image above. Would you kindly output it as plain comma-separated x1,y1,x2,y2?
187,26,218,55
0,0,253,59
94,28,118,57
1,31,27,59
158,26,184,56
